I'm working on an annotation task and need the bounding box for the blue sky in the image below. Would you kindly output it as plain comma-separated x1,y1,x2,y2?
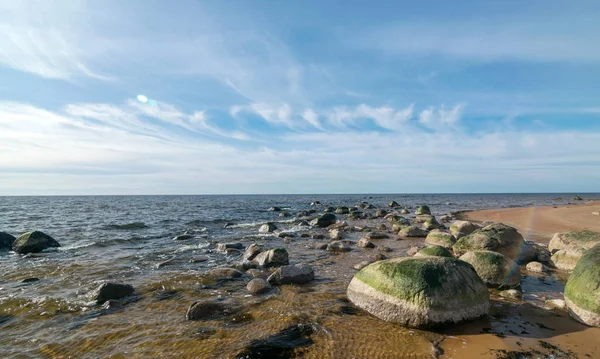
1,0,599,195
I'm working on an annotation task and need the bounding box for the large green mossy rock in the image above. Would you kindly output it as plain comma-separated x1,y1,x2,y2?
12,231,60,254
415,245,454,258
415,205,431,215
449,221,478,239
452,223,534,263
459,251,521,289
425,230,456,249
347,257,489,328
565,244,600,327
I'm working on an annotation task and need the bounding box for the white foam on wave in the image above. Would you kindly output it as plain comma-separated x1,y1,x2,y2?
229,218,298,229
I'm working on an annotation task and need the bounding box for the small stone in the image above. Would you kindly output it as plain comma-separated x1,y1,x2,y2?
357,237,375,248
545,299,567,311
300,233,310,238
327,241,351,252
20,277,40,283
398,226,428,238
278,232,295,238
388,201,400,208
252,248,289,267
376,224,387,231
592,212,600,216
208,268,244,280
267,263,315,285
353,261,373,270
259,223,277,233
406,246,420,256
499,289,522,300
190,255,209,263
217,242,244,253
526,261,549,273
415,205,431,215
268,206,282,211
372,253,387,261
376,246,392,252
242,244,262,261
94,283,134,305
329,229,343,240
365,232,389,240
279,211,290,217
310,213,337,227
400,209,409,214
186,300,237,320
312,234,325,240
246,278,271,294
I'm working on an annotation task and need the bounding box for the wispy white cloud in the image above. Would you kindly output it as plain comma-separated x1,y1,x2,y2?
327,104,414,130
302,109,322,130
418,104,464,128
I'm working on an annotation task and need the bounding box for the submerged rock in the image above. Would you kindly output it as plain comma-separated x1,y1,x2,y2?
414,245,454,258
310,213,337,228
186,300,238,320
398,226,428,238
259,223,278,233
400,208,409,214
173,234,193,241
347,257,489,328
388,215,411,227
425,230,456,249
208,268,244,280
12,231,60,254
267,263,315,285
452,223,532,263
217,242,244,253
459,251,521,289
353,260,373,270
234,323,315,358
565,243,600,326
253,248,289,268
246,278,271,294
327,241,351,252
268,206,282,212
545,299,567,311
94,282,135,305
0,232,16,251
449,221,478,239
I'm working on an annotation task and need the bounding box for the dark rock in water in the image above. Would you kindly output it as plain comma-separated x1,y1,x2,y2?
243,243,262,261
268,206,282,211
152,289,182,301
375,209,388,218
224,222,235,229
388,201,400,208
310,213,337,228
94,282,135,305
267,264,315,285
20,277,40,283
278,232,295,238
298,221,310,227
278,211,290,218
335,207,350,214
365,232,389,240
208,268,244,280
0,232,16,251
415,205,431,215
253,248,289,268
217,242,245,253
311,201,321,206
12,231,60,254
0,315,13,326
300,233,310,238
573,196,583,201
173,234,193,241
259,223,277,233
246,278,271,294
190,255,209,263
107,222,147,230
324,207,335,213
312,233,325,240
234,323,315,359
101,299,123,310
373,253,387,261
186,300,239,320
376,246,392,252
376,224,388,231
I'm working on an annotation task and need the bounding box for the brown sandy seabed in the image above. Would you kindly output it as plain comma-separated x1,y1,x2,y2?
2,201,600,358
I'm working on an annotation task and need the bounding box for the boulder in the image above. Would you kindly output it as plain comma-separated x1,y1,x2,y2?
208,268,244,279
217,242,244,253
335,207,350,214
268,206,282,211
549,230,600,253
439,215,452,223
388,215,411,227
267,263,315,285
376,224,388,231
415,205,431,215
452,223,532,263
398,226,428,238
327,241,352,252
329,229,343,241
94,282,134,305
422,217,443,231
414,245,454,258
551,247,587,271
545,299,567,311
186,300,238,320
425,230,456,249
259,223,278,233
459,251,521,289
373,253,387,261
499,289,522,300
0,232,16,251
388,201,400,208
279,211,290,218
414,214,434,224
357,237,375,248
242,243,262,261
449,221,478,239
526,261,549,273
347,257,489,328
310,213,337,228
324,207,335,213
375,209,388,218
246,278,271,294
400,209,409,215
12,231,60,254
253,248,289,267
366,232,388,240
564,243,600,326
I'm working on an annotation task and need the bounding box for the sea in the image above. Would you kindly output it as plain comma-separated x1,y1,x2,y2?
0,193,597,358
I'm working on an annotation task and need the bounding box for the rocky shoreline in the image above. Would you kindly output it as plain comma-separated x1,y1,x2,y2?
1,199,600,358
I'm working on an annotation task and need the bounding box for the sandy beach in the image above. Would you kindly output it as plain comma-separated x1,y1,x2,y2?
466,200,600,243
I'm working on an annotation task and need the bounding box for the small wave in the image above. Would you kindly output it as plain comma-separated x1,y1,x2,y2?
58,242,96,251
104,222,148,230
228,218,298,229
186,219,233,226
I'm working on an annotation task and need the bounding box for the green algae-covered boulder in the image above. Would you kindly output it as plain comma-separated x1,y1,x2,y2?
549,231,600,270
414,245,454,258
425,230,456,249
12,231,60,254
422,217,443,231
449,220,478,239
551,247,587,271
0,232,16,251
452,223,533,263
565,243,600,326
388,215,411,227
398,226,428,238
347,257,489,328
415,205,431,215
458,250,521,289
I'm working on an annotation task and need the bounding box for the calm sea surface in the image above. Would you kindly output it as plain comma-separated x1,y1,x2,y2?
0,193,597,358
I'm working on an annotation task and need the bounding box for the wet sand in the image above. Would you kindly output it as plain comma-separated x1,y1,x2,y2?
465,200,600,243
443,200,600,358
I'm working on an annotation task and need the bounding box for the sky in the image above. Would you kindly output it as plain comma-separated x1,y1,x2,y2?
1,0,599,195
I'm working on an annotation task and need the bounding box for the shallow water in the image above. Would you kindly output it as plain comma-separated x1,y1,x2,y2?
0,193,598,358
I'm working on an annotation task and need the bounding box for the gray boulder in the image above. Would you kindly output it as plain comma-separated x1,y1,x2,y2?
459,251,521,289
94,282,134,305
0,232,16,251
425,230,456,249
310,213,337,227
452,223,533,263
246,278,271,294
259,223,278,233
267,263,315,285
12,231,60,254
252,248,289,267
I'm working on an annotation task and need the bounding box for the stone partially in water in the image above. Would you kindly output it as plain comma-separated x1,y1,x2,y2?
327,241,351,252
347,257,489,328
357,237,375,248
459,251,521,289
564,243,600,326
0,232,16,251
415,205,431,215
414,245,454,258
526,261,549,273
252,248,289,268
310,213,337,228
452,223,533,263
365,232,389,240
499,289,522,300
246,278,271,294
208,268,244,280
425,230,456,249
186,300,238,320
242,243,262,261
267,263,315,285
259,223,278,233
217,242,244,253
94,282,135,305
234,323,315,358
12,231,60,254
